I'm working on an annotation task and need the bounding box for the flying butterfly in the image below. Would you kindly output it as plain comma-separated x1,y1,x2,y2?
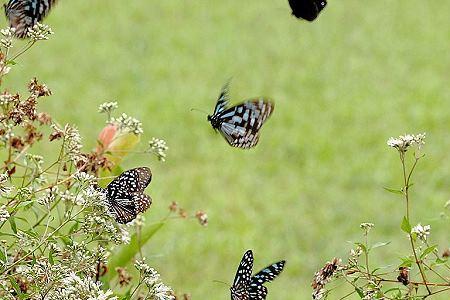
230,250,286,300
288,0,327,22
207,82,274,149
102,167,152,224
4,0,57,38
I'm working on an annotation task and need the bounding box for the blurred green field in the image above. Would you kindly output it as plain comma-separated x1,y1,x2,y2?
3,0,450,298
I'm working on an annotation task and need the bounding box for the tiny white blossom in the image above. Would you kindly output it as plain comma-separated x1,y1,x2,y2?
387,133,426,152
0,173,12,196
111,113,143,135
0,205,10,222
27,23,54,41
98,101,118,115
412,223,431,242
148,137,168,162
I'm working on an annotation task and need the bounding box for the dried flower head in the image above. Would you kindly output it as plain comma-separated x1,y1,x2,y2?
411,223,431,242
387,133,426,152
28,78,52,97
148,137,168,162
195,211,208,226
442,249,450,258
397,267,409,286
169,201,178,212
27,23,54,41
116,267,132,287
312,258,341,299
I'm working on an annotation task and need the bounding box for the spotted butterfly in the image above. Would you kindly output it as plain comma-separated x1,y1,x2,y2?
288,0,327,22
230,250,286,300
4,0,57,38
103,167,152,224
207,82,274,149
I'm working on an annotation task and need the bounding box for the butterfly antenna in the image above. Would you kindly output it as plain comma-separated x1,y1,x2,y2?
190,108,209,115
212,280,230,287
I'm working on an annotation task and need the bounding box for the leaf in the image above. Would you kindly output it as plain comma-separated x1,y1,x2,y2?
355,287,364,298
0,248,6,263
48,250,54,265
8,217,17,234
106,221,165,283
8,275,22,296
435,258,447,265
399,256,414,267
383,187,403,195
370,241,391,250
420,245,437,259
400,216,411,234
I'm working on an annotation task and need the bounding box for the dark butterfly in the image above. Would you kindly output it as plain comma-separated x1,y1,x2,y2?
207,82,274,149
230,250,286,300
288,0,327,22
4,0,57,38
103,167,152,224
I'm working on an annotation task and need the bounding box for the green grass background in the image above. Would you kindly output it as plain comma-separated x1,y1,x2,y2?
3,0,450,298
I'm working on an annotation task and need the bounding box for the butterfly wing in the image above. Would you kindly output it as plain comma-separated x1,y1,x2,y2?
107,197,137,224
213,81,230,116
251,261,286,285
219,99,274,149
106,167,152,223
231,250,254,300
132,193,152,214
248,285,268,300
288,0,327,21
4,0,57,38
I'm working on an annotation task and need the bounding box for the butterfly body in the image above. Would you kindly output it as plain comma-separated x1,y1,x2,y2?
208,82,274,149
288,0,327,21
104,167,152,224
230,250,285,300
4,0,57,38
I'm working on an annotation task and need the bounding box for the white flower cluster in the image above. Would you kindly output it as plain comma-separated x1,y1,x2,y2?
63,124,84,163
0,92,17,106
0,173,12,196
135,259,175,300
387,133,426,152
37,187,58,207
46,272,117,300
148,137,168,162
27,23,54,41
0,27,15,49
74,172,96,185
411,223,431,242
0,205,10,222
98,101,118,115
111,113,144,135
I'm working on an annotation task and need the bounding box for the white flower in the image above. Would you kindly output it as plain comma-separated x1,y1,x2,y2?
111,113,143,135
98,102,118,115
148,137,168,162
387,133,426,152
0,173,12,196
27,23,54,41
0,205,10,222
412,223,431,241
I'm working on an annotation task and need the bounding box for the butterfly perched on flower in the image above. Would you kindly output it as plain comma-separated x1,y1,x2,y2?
207,81,274,149
102,167,152,224
288,0,327,22
230,250,286,300
4,0,57,38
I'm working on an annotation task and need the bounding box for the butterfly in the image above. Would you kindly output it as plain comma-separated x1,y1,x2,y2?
4,0,57,38
102,167,152,224
230,250,286,300
288,0,327,22
207,82,274,149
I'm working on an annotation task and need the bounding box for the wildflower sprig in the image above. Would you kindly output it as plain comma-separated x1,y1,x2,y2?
0,31,186,299
312,133,450,299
